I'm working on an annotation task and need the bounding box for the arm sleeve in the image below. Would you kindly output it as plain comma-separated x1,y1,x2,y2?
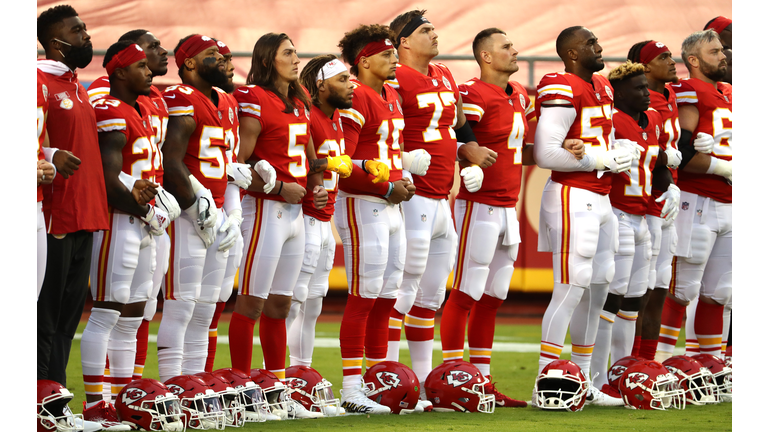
533,106,596,172
222,182,243,215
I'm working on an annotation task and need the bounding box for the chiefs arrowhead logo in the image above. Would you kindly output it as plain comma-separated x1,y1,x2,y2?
166,384,185,396
376,371,401,389
446,370,472,388
284,378,308,390
623,372,650,390
608,365,628,384
121,388,148,405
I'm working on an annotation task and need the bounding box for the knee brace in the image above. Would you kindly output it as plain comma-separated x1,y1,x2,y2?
687,224,714,265
489,263,515,301
571,217,600,287
404,233,430,276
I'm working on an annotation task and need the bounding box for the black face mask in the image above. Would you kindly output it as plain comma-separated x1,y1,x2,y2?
54,38,93,69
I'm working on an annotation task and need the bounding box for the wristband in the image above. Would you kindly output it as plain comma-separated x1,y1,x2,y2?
455,121,477,145
42,147,59,163
277,180,284,196
361,160,369,174
383,182,394,199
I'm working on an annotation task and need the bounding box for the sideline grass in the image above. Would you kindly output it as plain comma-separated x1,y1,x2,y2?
65,320,731,431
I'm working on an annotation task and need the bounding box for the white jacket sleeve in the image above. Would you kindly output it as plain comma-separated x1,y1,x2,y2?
534,106,598,172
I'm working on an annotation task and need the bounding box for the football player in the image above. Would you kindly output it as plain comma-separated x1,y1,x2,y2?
625,41,683,361
656,29,732,360
385,10,499,407
589,61,680,396
440,28,535,408
37,69,55,299
158,34,239,382
533,26,638,407
81,41,168,430
335,23,415,414
285,55,361,371
230,34,345,420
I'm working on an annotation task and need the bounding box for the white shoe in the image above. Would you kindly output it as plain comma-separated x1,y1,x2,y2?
75,417,106,432
585,385,624,407
262,411,282,421
320,405,346,416
531,387,538,408
415,399,433,412
340,387,392,415
288,400,324,419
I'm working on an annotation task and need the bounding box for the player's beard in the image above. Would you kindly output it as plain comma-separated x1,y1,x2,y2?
220,79,235,93
198,58,230,88
327,88,353,110
587,56,605,72
699,56,727,82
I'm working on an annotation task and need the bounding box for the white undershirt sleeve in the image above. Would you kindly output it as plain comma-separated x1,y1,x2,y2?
534,106,598,172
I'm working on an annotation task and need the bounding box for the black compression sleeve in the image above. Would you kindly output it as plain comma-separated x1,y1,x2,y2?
678,129,696,169
455,120,477,144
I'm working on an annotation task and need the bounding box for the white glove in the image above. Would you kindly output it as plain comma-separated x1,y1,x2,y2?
402,149,431,176
186,175,218,229
140,205,170,236
218,209,243,252
693,132,715,154
227,162,253,189
254,160,277,194
612,138,643,160
656,184,681,222
155,186,181,222
594,148,634,173
664,147,683,169
707,158,732,184
460,165,484,193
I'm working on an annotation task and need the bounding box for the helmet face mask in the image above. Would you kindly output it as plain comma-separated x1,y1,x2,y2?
691,354,732,402
534,361,589,411
663,356,718,405
116,379,185,432
620,360,686,410
425,361,496,414
212,368,270,422
37,380,84,432
240,383,270,422
184,392,226,430
284,365,342,416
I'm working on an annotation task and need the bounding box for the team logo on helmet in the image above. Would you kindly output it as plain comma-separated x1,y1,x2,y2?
624,372,650,390
121,388,148,405
284,378,308,390
442,76,452,91
166,384,185,396
376,371,401,389
608,365,628,383
446,370,473,387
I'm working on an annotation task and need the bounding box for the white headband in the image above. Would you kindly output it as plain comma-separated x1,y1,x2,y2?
317,59,348,81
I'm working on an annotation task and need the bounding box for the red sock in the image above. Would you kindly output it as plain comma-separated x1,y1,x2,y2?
205,302,226,372
388,310,404,348
365,297,395,366
694,301,725,356
340,295,376,378
259,314,287,380
405,306,436,342
638,338,659,360
228,312,256,375
657,297,686,353
103,356,111,400
631,335,641,357
133,320,149,380
110,376,131,397
440,290,475,362
468,295,503,374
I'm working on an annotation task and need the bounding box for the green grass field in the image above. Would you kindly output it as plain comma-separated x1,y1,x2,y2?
65,319,731,431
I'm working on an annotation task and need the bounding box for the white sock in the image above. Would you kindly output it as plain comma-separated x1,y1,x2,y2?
612,309,638,363
591,311,615,389
182,301,216,375
538,283,585,375
570,283,609,380
157,300,195,382
81,308,120,400
685,297,699,355
407,340,433,384
342,375,362,394
721,302,732,357
108,316,143,396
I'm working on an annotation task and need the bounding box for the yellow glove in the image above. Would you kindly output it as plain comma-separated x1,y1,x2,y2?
365,160,390,184
326,155,353,178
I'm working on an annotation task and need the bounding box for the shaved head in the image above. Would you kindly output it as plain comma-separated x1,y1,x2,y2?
556,26,584,60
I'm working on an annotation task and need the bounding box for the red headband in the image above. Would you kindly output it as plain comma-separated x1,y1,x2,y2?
106,44,147,76
639,41,671,64
174,34,217,69
354,39,394,65
216,40,231,56
705,16,732,34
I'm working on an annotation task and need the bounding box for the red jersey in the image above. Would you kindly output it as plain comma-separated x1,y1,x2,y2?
535,72,615,195
235,85,309,202
214,87,239,164
387,63,459,199
303,105,345,221
672,78,732,203
457,78,534,206
88,77,168,186
610,108,663,215
647,85,680,217
38,60,108,234
37,69,49,203
93,95,158,211
163,84,228,208
339,80,404,199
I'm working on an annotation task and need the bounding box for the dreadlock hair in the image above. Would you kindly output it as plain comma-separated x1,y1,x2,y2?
627,40,653,63
608,60,646,88
389,9,427,47
37,5,79,51
338,24,396,77
118,29,149,44
173,35,195,79
246,33,310,113
300,54,338,107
